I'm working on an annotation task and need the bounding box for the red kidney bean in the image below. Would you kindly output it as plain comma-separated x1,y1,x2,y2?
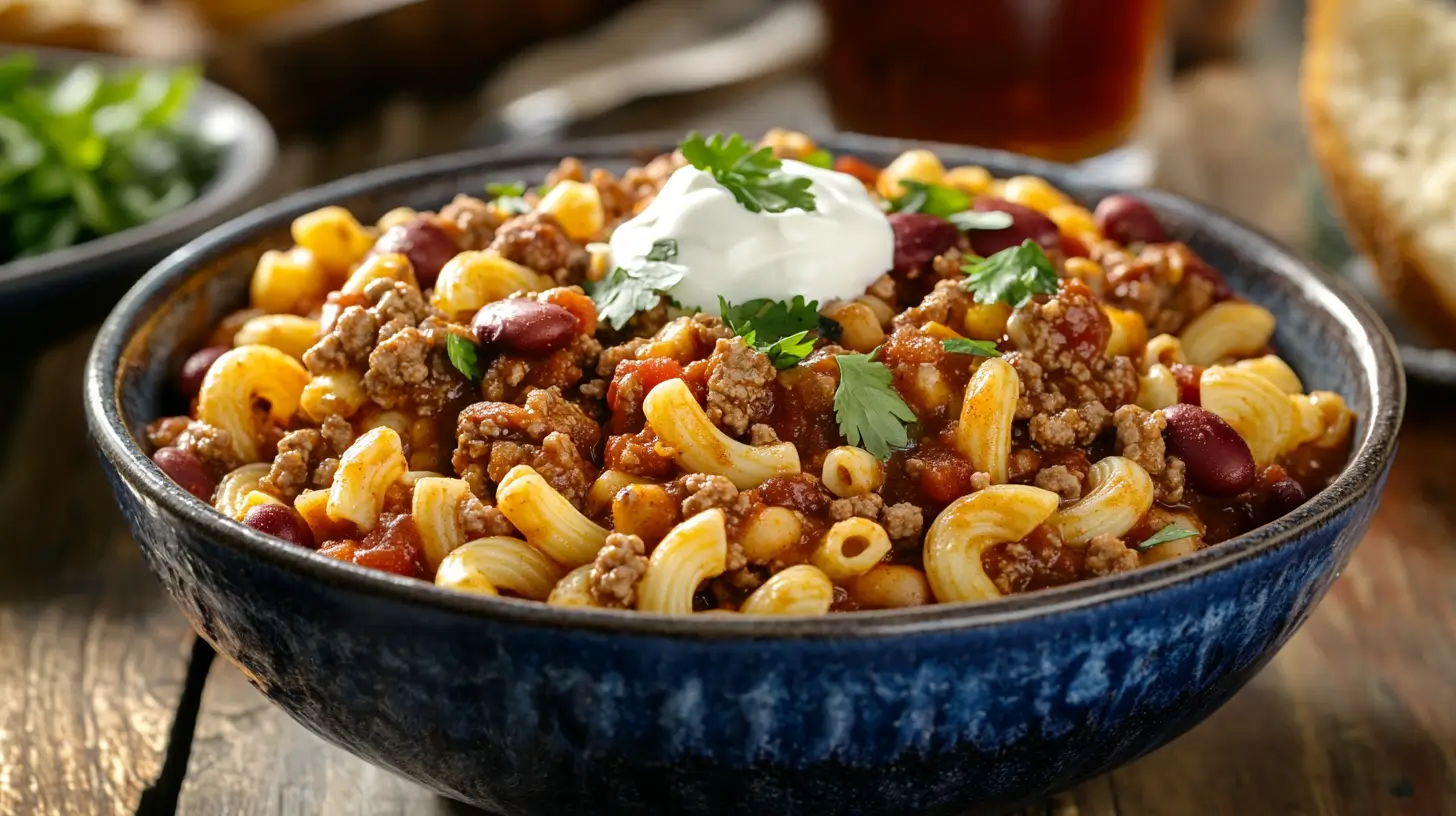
1094,194,1168,246
1184,254,1234,302
1265,477,1308,519
888,212,959,274
472,298,579,355
372,217,459,286
1170,363,1203,405
967,198,1061,256
178,345,229,399
152,446,216,502
242,503,316,549
1160,403,1256,496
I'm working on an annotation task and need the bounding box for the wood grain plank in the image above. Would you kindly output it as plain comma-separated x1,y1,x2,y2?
177,660,488,816
0,332,198,816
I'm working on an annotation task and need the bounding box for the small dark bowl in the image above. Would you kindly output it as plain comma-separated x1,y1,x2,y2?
0,46,276,334
85,133,1403,815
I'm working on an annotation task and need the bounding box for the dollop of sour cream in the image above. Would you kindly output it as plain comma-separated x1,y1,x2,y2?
607,160,894,315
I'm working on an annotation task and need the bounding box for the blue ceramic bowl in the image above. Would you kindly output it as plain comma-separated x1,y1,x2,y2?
85,134,1403,815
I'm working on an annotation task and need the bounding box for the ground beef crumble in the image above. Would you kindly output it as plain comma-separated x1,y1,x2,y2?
589,533,648,608
259,415,355,499
675,473,743,518
452,386,601,503
704,337,774,436
487,211,588,284
1113,404,1186,503
826,492,924,542
437,194,502,251
175,420,243,476
1034,465,1084,502
1085,533,1140,576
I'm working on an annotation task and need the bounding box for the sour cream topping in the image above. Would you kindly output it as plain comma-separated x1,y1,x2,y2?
607,160,894,315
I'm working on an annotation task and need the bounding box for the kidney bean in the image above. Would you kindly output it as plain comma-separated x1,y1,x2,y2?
178,345,229,399
1265,477,1308,519
472,298,579,355
152,446,216,502
242,503,316,549
372,217,458,286
888,212,959,274
1094,194,1167,246
1184,254,1234,302
1170,363,1203,405
1160,403,1256,496
967,198,1061,256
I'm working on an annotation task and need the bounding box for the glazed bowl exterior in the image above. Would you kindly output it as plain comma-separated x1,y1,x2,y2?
85,133,1403,815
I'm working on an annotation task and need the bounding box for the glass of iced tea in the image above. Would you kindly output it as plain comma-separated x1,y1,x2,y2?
818,0,1167,180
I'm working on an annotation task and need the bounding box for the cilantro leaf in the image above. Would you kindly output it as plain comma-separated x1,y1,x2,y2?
802,148,834,169
948,209,1015,231
1136,524,1200,550
486,181,530,215
941,338,1002,357
961,239,1059,307
890,180,970,218
834,351,917,459
720,295,826,369
679,132,816,214
446,333,482,381
592,248,688,330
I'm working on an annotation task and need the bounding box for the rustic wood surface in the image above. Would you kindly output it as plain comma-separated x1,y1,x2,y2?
1,1,1453,814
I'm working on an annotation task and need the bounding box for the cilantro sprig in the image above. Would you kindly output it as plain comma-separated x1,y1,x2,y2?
679,132,816,214
834,350,917,460
961,239,1059,307
720,295,830,370
445,333,482,382
941,338,1002,357
801,148,834,169
486,181,530,215
592,238,686,330
1136,525,1200,550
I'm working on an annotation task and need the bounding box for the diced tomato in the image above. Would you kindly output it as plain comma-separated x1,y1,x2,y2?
607,358,684,413
834,154,881,186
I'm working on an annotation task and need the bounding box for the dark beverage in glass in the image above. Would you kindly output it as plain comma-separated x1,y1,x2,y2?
818,0,1167,164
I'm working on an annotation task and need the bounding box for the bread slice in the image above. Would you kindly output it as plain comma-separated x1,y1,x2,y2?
1304,0,1456,346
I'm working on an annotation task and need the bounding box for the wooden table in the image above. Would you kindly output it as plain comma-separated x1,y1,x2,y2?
3,2,1453,814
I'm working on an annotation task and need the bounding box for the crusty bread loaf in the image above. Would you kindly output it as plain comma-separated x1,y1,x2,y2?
1304,0,1456,346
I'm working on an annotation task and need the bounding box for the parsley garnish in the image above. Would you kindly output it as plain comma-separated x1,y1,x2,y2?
486,181,530,215
961,239,1059,307
1136,524,1199,550
941,338,1002,357
446,333,482,381
592,239,687,330
679,132,816,214
802,148,834,169
948,210,1015,231
720,295,826,370
889,180,969,218
834,350,918,460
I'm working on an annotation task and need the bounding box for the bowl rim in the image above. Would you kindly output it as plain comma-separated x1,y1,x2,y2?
0,45,278,298
84,131,1405,640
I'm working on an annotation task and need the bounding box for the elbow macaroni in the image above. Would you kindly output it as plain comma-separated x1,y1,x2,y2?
740,565,835,615
636,509,729,614
924,485,1061,604
327,426,408,532
1050,456,1155,547
431,250,551,320
953,357,1019,484
411,476,473,570
547,565,600,608
435,536,565,600
232,314,319,361
737,506,803,563
250,247,327,315
291,205,375,271
1137,363,1179,411
821,446,884,498
643,378,800,489
1178,302,1276,366
1231,354,1303,394
810,517,892,581
197,345,310,463
496,465,609,567
1199,365,1293,466
213,463,273,518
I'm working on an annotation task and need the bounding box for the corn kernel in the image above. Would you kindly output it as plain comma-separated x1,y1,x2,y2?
1002,175,1071,214
943,165,992,195
962,303,1013,340
537,180,604,242
291,206,375,271
1048,204,1102,243
758,128,817,159
586,242,612,282
233,314,320,360
920,321,963,341
877,149,945,200
1102,306,1148,359
376,207,418,232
